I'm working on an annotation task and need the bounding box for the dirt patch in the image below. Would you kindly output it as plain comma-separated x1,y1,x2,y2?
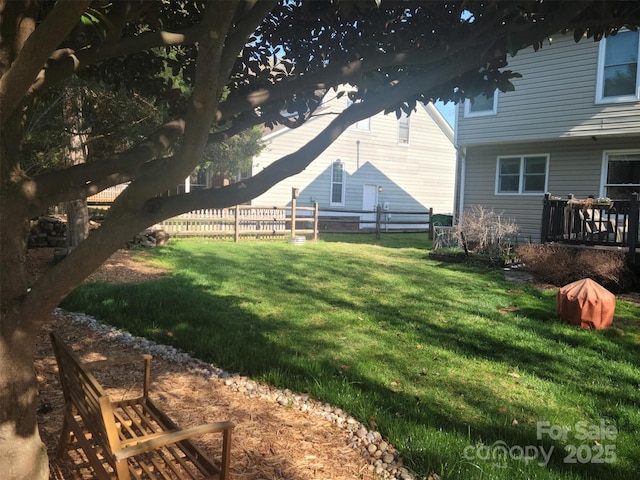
27,248,169,285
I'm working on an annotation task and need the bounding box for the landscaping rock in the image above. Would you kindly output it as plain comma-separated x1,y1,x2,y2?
128,228,171,248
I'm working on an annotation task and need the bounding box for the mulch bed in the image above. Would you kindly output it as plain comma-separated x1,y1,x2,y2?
30,249,377,480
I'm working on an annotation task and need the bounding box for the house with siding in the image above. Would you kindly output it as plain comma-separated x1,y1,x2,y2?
248,89,457,227
455,30,640,242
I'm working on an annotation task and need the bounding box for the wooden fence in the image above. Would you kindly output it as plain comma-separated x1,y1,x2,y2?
86,184,129,204
159,205,318,241
156,203,434,241
318,206,434,239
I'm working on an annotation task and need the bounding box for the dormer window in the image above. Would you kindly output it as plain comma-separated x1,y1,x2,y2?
596,30,640,103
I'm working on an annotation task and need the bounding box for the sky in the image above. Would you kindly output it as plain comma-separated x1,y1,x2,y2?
434,100,456,129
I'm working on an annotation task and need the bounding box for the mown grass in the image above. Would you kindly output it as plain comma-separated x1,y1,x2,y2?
61,234,640,480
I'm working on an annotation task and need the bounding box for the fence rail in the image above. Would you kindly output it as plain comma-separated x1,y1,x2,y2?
158,206,315,242
155,204,434,241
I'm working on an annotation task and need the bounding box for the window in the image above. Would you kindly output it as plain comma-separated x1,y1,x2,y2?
496,155,548,194
330,160,346,206
237,168,251,181
398,112,410,144
596,30,640,102
603,151,640,199
464,90,498,117
346,99,371,130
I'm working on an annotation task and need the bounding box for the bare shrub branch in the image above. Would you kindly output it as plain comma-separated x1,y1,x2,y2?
459,205,519,261
516,244,629,290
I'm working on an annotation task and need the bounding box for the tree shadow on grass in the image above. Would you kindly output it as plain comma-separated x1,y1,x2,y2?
61,250,640,480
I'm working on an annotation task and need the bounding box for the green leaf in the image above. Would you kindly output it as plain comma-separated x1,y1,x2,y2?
506,32,518,57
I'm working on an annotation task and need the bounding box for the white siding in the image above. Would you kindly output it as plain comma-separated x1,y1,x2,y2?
457,34,640,146
251,96,457,216
462,137,640,242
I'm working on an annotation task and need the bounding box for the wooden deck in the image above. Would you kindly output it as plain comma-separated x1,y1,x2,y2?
541,193,639,263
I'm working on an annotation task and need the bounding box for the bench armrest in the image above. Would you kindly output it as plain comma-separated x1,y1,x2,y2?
113,421,235,461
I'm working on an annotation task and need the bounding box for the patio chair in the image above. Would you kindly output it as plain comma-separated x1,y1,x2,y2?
578,209,613,241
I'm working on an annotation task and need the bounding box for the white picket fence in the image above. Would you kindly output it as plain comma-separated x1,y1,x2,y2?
87,184,129,204
158,206,313,240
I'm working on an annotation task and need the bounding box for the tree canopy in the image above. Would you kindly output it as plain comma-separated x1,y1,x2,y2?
1,2,640,479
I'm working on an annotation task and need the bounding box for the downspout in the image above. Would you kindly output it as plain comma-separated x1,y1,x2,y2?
455,146,467,227
452,101,463,227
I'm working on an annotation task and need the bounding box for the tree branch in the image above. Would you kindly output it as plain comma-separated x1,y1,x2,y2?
215,1,594,123
29,0,592,217
219,1,278,84
0,0,91,126
23,2,248,314
30,118,186,213
143,60,484,219
27,25,201,99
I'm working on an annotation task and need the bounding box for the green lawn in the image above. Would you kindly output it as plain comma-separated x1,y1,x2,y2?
61,234,640,480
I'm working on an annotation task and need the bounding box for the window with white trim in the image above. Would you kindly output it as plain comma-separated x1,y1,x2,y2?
596,30,640,102
496,155,548,194
603,151,640,199
398,112,410,144
464,90,498,117
330,160,346,206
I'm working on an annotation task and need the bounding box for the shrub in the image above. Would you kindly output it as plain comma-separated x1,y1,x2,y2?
458,205,519,262
516,244,633,291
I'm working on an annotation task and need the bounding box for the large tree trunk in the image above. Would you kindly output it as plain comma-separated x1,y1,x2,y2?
0,312,50,480
0,5,249,479
0,168,50,480
0,4,55,473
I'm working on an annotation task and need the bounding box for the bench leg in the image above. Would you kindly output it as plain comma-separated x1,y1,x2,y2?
115,458,130,480
56,414,72,458
220,429,232,480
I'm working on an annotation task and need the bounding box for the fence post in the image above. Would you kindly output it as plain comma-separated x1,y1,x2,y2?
234,205,240,242
313,202,319,241
375,205,382,240
541,193,551,243
428,207,434,240
566,193,579,241
291,198,297,237
628,192,639,264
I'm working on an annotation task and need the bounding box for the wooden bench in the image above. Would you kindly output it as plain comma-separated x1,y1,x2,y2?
50,331,234,480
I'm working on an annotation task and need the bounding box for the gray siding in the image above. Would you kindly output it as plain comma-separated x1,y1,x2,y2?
252,97,457,216
456,34,640,146
462,137,640,242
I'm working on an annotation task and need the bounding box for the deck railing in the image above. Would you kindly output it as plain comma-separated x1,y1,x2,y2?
541,192,639,261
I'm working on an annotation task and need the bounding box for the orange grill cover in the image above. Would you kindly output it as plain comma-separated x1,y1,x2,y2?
557,278,615,330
